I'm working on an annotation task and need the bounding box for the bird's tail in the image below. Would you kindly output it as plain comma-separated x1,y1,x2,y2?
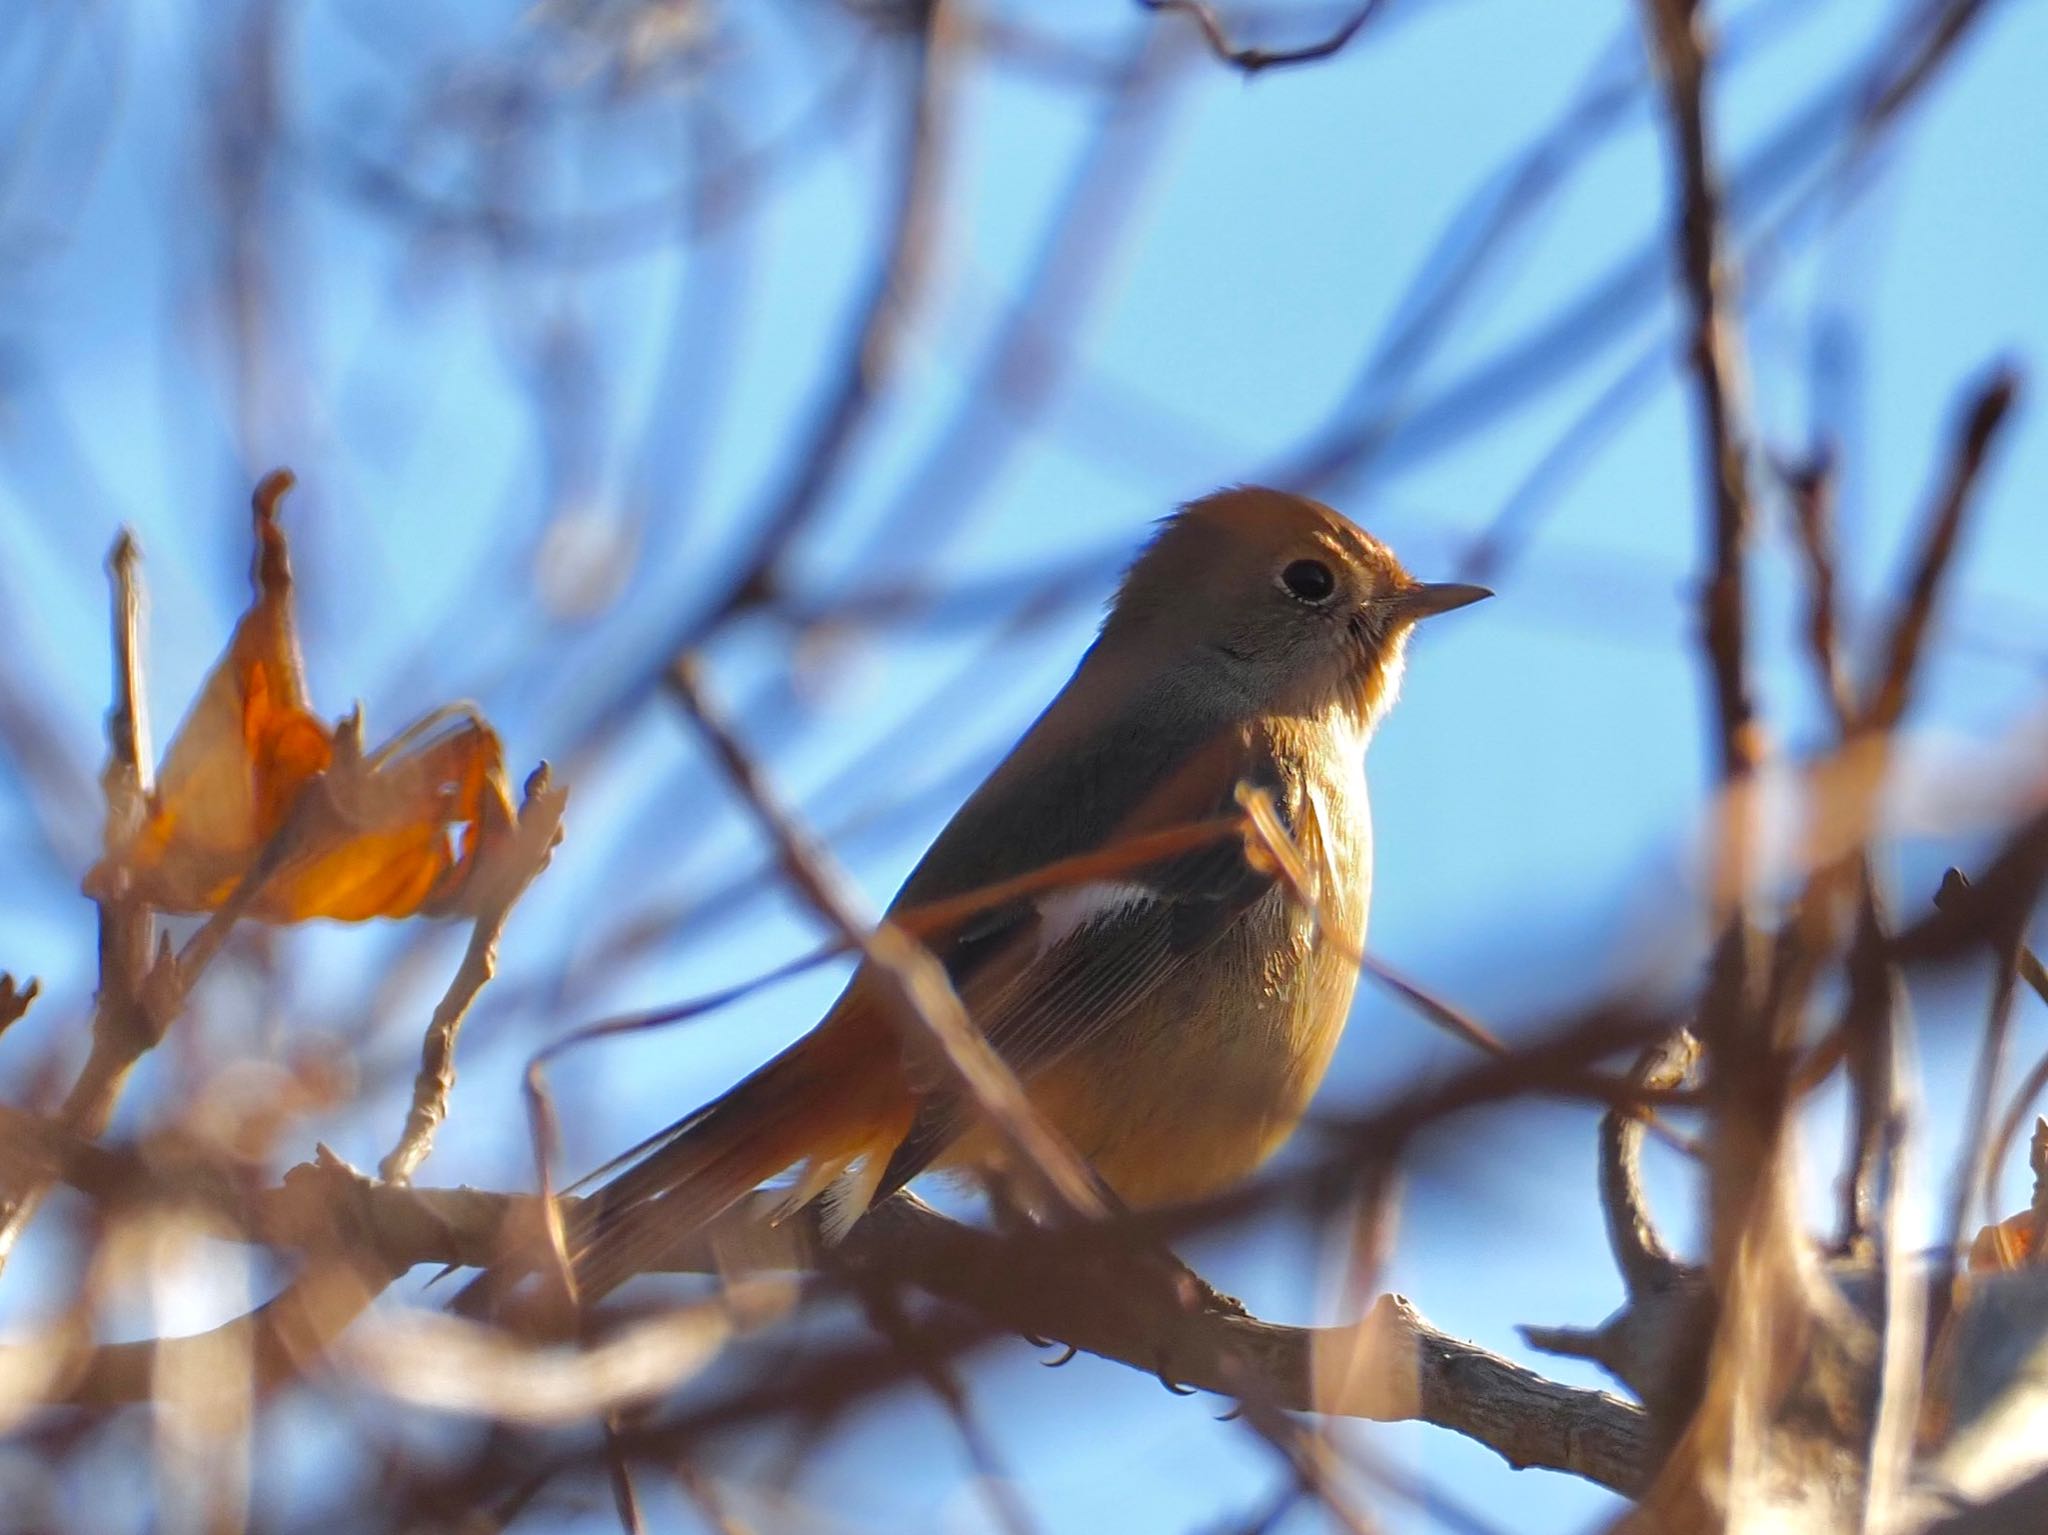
456,1019,901,1318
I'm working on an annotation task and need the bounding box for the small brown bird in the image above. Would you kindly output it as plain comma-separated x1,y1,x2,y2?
512,487,1487,1303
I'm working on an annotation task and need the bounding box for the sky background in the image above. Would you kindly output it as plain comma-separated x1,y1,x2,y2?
0,0,2045,1529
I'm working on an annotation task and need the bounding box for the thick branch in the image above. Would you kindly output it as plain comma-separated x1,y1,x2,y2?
0,1145,1652,1497
1602,1031,1697,1298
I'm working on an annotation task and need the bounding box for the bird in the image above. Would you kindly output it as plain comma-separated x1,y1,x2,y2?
486,487,1487,1309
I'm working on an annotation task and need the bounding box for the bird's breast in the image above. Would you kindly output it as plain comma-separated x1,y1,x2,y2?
1017,727,1372,1207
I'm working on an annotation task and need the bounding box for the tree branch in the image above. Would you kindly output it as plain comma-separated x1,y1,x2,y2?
0,531,159,1276
1136,0,1386,74
380,765,568,1184
0,1159,1655,1497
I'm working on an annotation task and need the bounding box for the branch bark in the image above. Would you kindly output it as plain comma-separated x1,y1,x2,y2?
379,765,568,1184
0,533,159,1276
0,1134,1653,1497
1136,0,1387,74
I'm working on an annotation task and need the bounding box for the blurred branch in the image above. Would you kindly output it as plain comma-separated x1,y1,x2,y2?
1860,369,2020,735
1241,782,1700,1155
0,1149,1654,1496
1982,915,2048,1211
1634,2,1858,1524
1640,0,1760,789
665,661,1108,1225
1136,0,1386,74
1779,451,1856,731
0,974,39,1036
66,531,158,1135
1936,870,2030,1258
14,1146,410,1410
676,0,954,649
0,532,158,1276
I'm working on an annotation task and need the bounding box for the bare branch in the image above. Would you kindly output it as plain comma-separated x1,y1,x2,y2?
1984,939,2048,1206
0,975,39,1037
665,661,1109,1226
660,1,957,661
0,531,159,1275
13,1165,1654,1496
1861,369,2021,735
1778,451,1855,733
1602,1032,1697,1299
1936,870,2029,1264
1645,0,1763,786
1136,0,1386,74
380,765,569,1184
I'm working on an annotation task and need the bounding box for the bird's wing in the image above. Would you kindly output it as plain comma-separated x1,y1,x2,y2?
867,725,1293,1201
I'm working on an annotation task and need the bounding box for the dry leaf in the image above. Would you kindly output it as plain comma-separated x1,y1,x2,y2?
1966,1119,2048,1275
1967,1211,2038,1272
106,471,520,923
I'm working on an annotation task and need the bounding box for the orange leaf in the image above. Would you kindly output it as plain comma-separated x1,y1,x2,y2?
1968,1209,2040,1273
109,471,521,923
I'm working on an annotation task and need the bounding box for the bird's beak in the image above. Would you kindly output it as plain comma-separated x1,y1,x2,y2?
1389,581,1493,623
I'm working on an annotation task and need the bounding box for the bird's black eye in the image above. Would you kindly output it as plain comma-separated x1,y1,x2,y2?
1279,558,1336,604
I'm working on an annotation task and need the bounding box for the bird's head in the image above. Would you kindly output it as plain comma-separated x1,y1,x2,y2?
1101,486,1490,732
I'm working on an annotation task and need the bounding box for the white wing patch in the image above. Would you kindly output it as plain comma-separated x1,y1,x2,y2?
1033,880,1158,953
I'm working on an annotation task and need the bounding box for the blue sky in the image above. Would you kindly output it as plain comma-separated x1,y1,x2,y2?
0,0,2044,1529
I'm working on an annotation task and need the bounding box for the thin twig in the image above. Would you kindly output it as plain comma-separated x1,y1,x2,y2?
557,0,956,754
848,1278,1040,1535
1778,450,1856,732
0,531,158,1275
0,975,39,1036
1776,447,1903,1272
380,764,569,1184
1239,783,1699,1155
1860,369,2020,735
665,660,1108,1225
1849,887,1925,1528
2027,1117,2048,1263
1983,938,2048,1202
1641,0,1763,790
530,812,1254,1201
1136,0,1387,74
1936,871,2028,1258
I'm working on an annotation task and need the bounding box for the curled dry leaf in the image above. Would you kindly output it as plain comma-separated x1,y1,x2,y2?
98,470,522,923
